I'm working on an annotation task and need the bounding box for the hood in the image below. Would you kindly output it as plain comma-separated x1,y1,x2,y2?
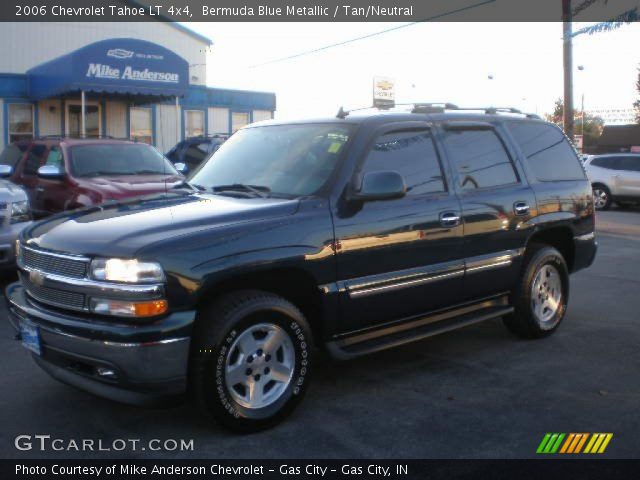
24,191,299,257
76,174,184,200
0,179,28,203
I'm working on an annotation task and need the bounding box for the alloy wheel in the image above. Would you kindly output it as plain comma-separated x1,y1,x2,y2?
530,264,563,327
224,323,295,409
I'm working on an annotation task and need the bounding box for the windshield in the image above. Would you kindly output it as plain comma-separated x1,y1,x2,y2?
69,144,178,177
189,124,354,197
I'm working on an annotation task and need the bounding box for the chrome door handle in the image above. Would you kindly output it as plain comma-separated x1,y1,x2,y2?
440,212,461,227
514,202,530,216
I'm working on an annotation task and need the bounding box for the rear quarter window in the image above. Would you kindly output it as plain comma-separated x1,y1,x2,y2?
507,121,585,181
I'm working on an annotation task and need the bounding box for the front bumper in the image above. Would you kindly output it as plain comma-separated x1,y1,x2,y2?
5,282,196,406
0,221,31,269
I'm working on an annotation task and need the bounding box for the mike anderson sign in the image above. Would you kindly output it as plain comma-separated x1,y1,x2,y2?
86,64,180,83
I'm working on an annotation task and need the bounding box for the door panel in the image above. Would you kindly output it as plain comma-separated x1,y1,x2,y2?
439,124,536,300
615,157,640,197
333,125,464,333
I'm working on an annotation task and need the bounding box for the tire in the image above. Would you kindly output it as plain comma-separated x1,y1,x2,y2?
190,290,313,432
503,244,569,339
592,184,612,210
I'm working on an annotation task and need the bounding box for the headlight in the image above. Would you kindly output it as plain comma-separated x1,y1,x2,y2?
90,258,165,283
10,200,30,224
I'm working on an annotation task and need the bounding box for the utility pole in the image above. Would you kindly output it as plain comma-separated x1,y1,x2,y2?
562,0,575,141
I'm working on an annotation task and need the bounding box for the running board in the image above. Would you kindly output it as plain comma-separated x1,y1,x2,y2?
326,297,513,360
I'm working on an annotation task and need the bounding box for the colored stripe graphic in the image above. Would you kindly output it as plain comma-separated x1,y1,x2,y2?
584,433,614,454
537,433,565,454
538,433,613,454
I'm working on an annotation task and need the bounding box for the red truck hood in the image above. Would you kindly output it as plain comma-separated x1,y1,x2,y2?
76,174,184,200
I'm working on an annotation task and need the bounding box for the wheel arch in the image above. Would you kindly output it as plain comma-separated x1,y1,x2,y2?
525,226,575,272
195,267,326,344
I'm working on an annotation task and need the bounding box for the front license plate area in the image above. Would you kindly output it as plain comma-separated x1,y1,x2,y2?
20,320,41,356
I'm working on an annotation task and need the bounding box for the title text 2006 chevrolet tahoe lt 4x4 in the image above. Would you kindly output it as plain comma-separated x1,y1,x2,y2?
6,105,597,431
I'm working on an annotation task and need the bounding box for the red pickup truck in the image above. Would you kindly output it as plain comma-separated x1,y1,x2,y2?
0,138,183,218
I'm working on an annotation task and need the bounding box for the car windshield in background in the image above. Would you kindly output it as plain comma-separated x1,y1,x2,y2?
189,124,354,197
69,144,177,177
0,144,27,168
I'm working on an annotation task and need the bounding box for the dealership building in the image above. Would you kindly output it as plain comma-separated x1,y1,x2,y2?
0,22,276,152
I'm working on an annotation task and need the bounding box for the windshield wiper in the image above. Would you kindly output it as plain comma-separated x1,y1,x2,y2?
172,181,205,192
211,184,271,198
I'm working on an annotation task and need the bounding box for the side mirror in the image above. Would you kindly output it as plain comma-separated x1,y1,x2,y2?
352,171,406,202
37,165,64,179
0,164,13,178
174,162,189,175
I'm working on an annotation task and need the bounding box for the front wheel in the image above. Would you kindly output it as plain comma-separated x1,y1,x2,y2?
191,290,313,432
592,184,612,210
503,245,569,339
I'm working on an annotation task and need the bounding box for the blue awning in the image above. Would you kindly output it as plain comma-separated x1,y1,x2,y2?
27,38,189,100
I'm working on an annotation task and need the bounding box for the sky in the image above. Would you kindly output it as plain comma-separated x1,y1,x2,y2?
184,21,640,123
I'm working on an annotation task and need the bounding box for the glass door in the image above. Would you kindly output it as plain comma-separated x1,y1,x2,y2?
66,102,101,137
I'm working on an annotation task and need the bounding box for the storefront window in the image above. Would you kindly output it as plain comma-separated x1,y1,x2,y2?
130,107,153,144
185,110,204,138
8,104,34,143
232,112,250,133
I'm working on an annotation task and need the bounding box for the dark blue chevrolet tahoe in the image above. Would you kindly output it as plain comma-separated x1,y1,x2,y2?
6,105,597,431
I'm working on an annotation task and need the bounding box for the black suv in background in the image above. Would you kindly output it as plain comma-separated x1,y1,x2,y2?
6,105,596,431
166,134,228,174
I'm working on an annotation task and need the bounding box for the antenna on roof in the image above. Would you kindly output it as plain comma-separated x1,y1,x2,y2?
336,106,349,119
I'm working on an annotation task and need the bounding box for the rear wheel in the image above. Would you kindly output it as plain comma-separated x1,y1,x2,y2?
503,245,569,339
191,290,313,432
592,184,612,210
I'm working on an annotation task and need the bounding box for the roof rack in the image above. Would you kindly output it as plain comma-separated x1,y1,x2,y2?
336,103,541,119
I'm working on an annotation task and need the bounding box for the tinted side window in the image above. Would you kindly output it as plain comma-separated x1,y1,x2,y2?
361,129,445,195
45,147,64,168
618,156,640,172
590,157,611,168
508,122,585,181
443,129,518,190
23,145,46,176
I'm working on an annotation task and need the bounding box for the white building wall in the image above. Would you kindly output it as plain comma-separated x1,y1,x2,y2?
38,100,62,137
252,110,273,123
105,101,128,139
208,107,229,135
0,22,208,85
156,104,179,153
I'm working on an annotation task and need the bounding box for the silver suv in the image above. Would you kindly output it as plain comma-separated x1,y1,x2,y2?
0,165,32,270
584,154,640,210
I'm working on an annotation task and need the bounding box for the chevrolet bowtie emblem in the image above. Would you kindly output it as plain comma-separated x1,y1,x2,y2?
29,270,45,287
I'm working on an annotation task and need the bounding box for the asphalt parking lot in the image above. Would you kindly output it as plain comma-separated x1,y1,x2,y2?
1,208,639,460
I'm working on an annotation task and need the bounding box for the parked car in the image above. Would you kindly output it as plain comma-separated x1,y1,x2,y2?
0,166,32,271
0,138,183,218
166,135,228,174
6,106,597,431
584,154,640,210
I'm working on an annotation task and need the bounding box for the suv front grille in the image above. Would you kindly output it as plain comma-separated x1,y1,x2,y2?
21,246,89,279
23,276,86,311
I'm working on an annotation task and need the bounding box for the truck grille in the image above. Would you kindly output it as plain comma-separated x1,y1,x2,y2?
24,278,86,311
21,246,89,279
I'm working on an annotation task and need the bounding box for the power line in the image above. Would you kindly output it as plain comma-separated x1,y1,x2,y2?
246,0,496,69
